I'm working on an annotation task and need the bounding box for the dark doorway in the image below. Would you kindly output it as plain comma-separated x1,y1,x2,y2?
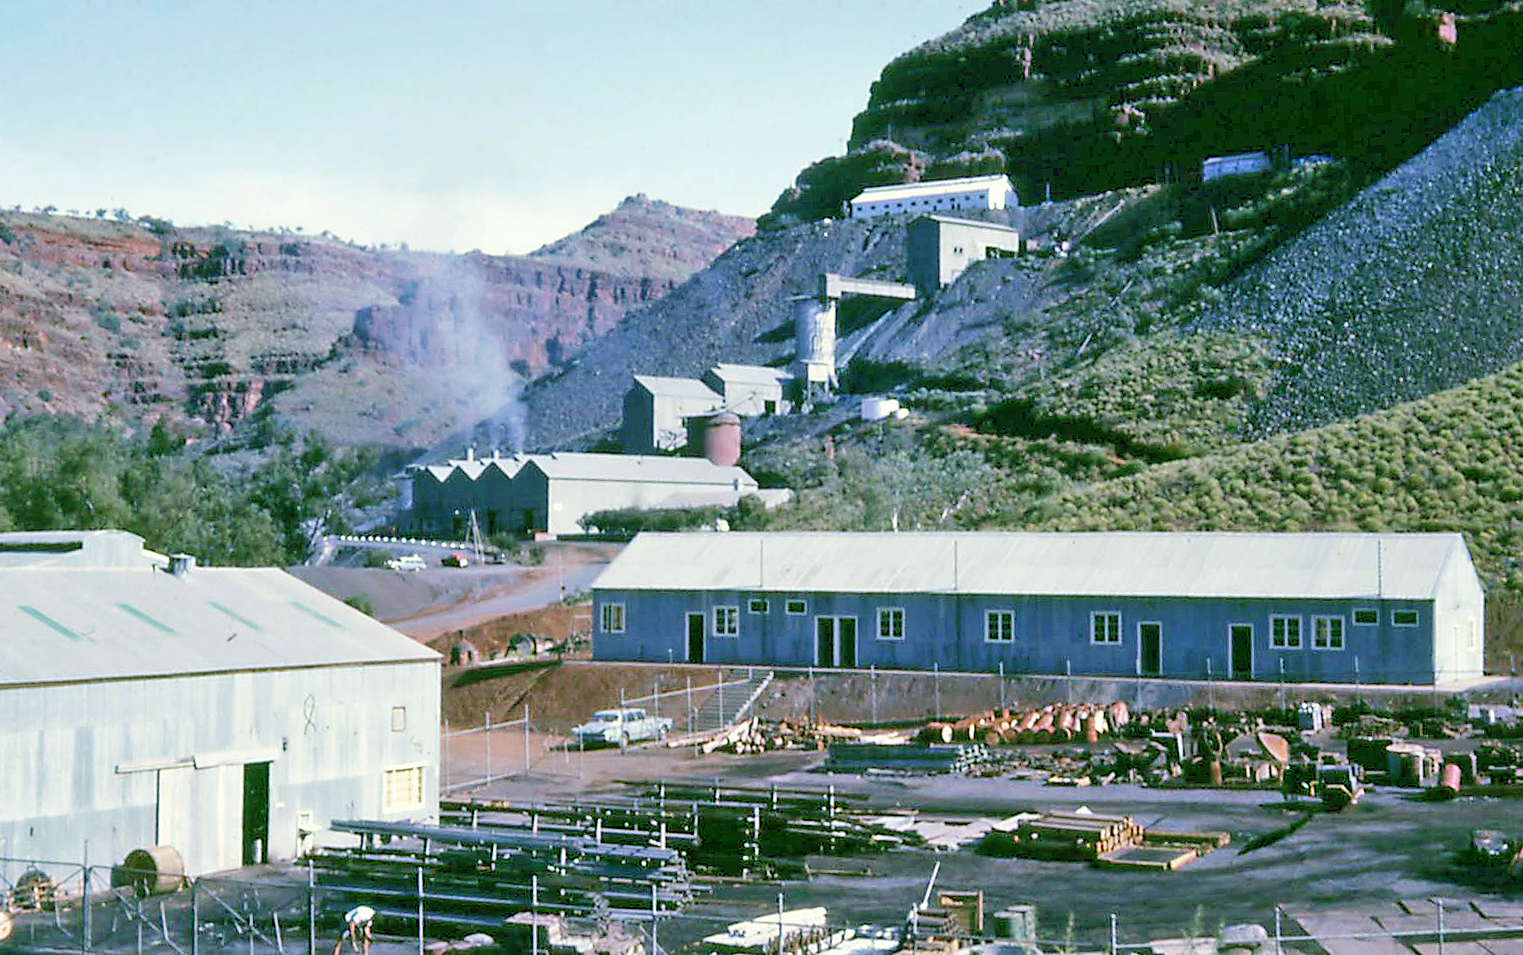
687,613,705,663
1230,624,1253,680
1139,622,1162,677
241,762,270,865
816,618,834,667
838,617,857,668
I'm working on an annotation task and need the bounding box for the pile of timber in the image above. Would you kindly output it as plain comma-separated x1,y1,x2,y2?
824,742,998,776
312,818,695,929
695,719,912,755
922,702,1132,746
983,811,1230,869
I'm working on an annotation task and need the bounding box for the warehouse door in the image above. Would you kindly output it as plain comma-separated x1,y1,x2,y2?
1138,622,1162,677
242,762,270,865
157,764,242,875
686,613,705,663
814,616,857,668
1229,624,1253,680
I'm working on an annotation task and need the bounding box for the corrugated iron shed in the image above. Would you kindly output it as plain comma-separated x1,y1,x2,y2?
0,564,437,687
592,531,1469,600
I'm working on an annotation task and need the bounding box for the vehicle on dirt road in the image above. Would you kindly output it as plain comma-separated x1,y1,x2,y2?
385,554,427,572
570,708,672,749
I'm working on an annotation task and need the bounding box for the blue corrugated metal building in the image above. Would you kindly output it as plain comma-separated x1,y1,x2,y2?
0,531,440,879
591,531,1484,686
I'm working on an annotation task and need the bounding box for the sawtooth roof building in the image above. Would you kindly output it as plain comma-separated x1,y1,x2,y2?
591,531,1484,685
0,531,440,878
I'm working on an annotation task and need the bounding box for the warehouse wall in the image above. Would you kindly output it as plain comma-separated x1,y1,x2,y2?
0,660,439,877
592,588,1451,685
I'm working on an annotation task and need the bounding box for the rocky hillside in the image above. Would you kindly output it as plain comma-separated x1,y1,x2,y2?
0,197,752,449
768,0,1523,222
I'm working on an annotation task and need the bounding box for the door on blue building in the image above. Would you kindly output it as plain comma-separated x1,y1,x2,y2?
1230,624,1253,679
1138,622,1162,677
815,616,857,667
687,613,705,663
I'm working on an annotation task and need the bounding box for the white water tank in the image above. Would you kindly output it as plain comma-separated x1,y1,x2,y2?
793,297,837,385
860,397,901,422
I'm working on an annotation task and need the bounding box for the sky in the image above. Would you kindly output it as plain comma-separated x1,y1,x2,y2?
0,1,986,255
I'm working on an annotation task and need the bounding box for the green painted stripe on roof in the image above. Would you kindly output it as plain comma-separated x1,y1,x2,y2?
19,605,82,641
117,603,176,635
290,601,342,628
209,601,262,632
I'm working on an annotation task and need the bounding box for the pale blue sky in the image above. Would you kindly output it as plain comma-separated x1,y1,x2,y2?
0,1,984,254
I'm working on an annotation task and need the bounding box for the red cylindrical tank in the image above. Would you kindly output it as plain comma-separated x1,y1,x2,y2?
703,412,742,467
1440,761,1462,794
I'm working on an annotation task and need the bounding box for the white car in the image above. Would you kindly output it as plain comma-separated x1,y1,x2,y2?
385,554,426,572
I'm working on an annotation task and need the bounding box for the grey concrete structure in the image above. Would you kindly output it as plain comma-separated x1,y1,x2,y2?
622,375,722,453
591,531,1484,685
907,215,1021,295
0,531,440,877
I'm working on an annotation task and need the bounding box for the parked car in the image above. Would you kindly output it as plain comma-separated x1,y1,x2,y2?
385,554,426,572
440,552,469,567
570,707,673,749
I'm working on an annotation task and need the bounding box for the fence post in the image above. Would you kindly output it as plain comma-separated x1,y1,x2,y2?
485,712,492,783
871,665,878,726
417,866,425,955
191,879,199,955
777,891,786,955
1273,906,1281,955
1437,899,1445,955
443,717,450,793
81,846,88,955
998,661,1005,710
1279,657,1287,710
523,704,530,775
1065,659,1072,705
718,679,725,727
686,676,693,734
934,663,941,719
1110,913,1117,955
308,861,316,955
1206,659,1214,712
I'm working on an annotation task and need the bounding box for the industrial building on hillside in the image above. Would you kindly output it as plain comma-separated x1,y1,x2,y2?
591,531,1484,685
0,531,440,877
848,175,1017,219
907,215,1021,295
410,451,771,537
622,375,724,453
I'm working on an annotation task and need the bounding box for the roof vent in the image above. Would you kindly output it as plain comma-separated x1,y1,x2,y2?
168,553,196,577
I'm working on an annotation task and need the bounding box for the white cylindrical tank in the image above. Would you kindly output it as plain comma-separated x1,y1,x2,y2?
860,397,901,422
794,298,836,372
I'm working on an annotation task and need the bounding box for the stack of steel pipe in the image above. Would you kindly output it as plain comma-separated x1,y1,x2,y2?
825,742,996,775
922,702,1131,746
312,818,695,929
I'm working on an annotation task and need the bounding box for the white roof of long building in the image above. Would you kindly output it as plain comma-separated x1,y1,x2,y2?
0,562,438,687
852,175,1014,204
593,531,1472,600
526,452,757,486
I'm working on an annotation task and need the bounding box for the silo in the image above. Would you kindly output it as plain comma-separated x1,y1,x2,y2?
703,412,742,467
792,296,837,387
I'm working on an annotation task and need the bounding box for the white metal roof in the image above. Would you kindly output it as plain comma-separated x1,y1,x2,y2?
592,531,1471,600
526,452,757,486
707,363,793,386
851,175,1014,205
632,375,722,401
915,214,1021,234
0,530,165,569
0,564,438,687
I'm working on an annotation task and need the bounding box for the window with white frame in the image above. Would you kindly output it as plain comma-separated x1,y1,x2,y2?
1392,609,1419,627
1312,615,1345,650
748,598,769,615
985,610,1014,643
878,607,905,641
713,606,739,637
382,765,425,813
1352,608,1378,626
1091,612,1122,645
785,599,807,615
600,603,625,634
1270,615,1302,650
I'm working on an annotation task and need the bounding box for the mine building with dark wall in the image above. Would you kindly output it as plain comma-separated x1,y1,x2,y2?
622,375,724,453
0,531,440,878
907,215,1021,296
590,531,1484,685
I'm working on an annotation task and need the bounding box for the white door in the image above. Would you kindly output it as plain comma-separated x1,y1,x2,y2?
157,765,243,875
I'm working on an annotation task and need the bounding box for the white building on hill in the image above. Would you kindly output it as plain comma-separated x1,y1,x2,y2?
848,174,1017,220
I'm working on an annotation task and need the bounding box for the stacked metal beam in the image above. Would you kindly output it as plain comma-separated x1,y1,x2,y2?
824,742,998,776
311,818,694,930
1010,812,1143,861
